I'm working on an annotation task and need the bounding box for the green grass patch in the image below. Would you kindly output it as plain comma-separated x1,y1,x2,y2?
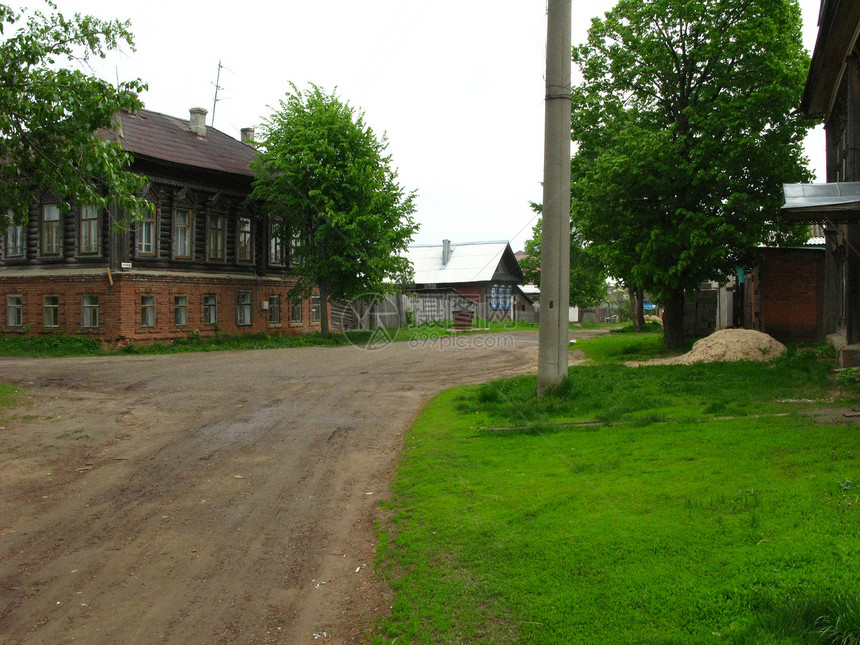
0,383,18,409
375,350,860,644
573,331,690,364
609,320,666,334
0,324,458,357
0,332,106,357
118,330,353,354
460,349,837,428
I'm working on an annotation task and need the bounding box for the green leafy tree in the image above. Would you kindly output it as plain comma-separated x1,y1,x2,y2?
251,84,419,337
0,2,150,229
571,0,812,348
520,210,608,309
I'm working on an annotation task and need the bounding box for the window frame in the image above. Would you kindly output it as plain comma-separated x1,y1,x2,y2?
269,222,285,267
172,208,193,260
173,295,189,326
237,216,253,263
203,294,217,326
311,295,321,324
207,213,226,262
140,295,156,327
82,294,99,328
5,211,25,259
289,230,303,268
6,294,23,327
290,299,303,325
268,295,280,325
137,208,157,256
41,204,62,257
43,295,59,328
79,205,101,255
237,291,252,326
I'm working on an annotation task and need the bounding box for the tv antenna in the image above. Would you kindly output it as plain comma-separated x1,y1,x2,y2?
211,60,225,127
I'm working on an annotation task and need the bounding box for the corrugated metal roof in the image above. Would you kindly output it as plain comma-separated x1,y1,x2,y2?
784,182,860,206
782,182,860,222
99,109,256,177
406,241,512,284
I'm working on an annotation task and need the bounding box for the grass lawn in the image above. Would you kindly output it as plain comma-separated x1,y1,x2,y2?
374,336,860,644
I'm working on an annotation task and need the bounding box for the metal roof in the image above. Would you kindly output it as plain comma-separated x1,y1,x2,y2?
406,241,520,285
782,182,860,222
99,109,256,177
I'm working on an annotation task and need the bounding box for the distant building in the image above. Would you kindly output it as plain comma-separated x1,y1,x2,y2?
404,240,534,324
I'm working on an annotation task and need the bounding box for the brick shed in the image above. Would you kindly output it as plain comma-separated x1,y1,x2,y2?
745,247,826,343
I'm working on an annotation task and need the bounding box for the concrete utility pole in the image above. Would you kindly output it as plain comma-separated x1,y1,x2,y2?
538,0,572,395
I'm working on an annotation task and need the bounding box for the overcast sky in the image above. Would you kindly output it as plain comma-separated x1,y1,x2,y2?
37,0,827,251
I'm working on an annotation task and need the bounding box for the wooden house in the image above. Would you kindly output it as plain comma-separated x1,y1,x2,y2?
0,107,323,345
780,0,860,366
404,240,534,323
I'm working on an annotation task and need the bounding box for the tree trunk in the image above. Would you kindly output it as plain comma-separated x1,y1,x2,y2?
636,287,646,330
628,286,641,332
662,290,686,350
318,279,330,338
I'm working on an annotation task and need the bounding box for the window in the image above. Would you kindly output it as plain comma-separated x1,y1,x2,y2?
138,209,156,255
504,286,512,310
81,295,99,328
291,299,303,325
208,214,225,261
6,295,22,327
5,211,25,258
289,230,303,267
174,295,188,326
268,295,280,325
203,294,217,325
237,291,252,326
44,295,59,328
312,295,321,323
490,286,499,311
269,224,285,265
173,209,192,259
141,295,155,327
41,204,61,256
237,217,252,262
80,205,100,255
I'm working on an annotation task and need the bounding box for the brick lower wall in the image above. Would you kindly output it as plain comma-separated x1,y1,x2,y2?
756,248,825,343
0,271,325,345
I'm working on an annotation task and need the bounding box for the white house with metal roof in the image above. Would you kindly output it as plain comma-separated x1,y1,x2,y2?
403,240,534,324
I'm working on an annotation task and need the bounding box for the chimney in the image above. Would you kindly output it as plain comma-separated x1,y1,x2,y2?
240,127,256,145
442,239,451,266
189,107,208,137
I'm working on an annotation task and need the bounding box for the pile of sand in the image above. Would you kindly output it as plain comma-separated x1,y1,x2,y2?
644,315,663,325
633,329,786,366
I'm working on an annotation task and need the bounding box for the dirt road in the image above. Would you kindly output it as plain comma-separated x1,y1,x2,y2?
0,330,599,644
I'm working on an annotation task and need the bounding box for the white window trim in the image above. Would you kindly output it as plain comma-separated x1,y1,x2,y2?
79,205,101,256
172,208,194,260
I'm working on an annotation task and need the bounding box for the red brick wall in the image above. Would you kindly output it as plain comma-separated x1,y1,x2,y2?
0,271,325,345
756,248,825,343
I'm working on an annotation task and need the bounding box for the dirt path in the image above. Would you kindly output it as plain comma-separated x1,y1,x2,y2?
0,329,602,644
